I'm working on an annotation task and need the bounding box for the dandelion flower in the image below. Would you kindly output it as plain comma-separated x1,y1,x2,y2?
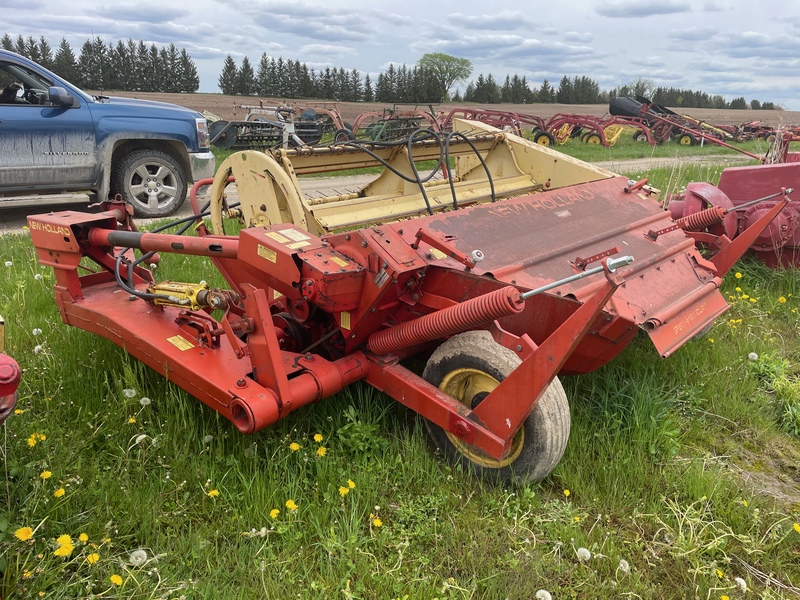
313,433,323,443
32,328,42,336
316,446,327,457
709,338,715,344
34,273,43,281
535,591,552,600
285,499,298,511
110,574,123,586
573,516,581,522
735,272,743,279
86,552,100,565
741,500,748,507
139,397,151,407
720,596,730,600
793,523,800,534
39,470,52,479
563,489,570,497
372,517,382,527
347,479,355,489
14,527,34,541
128,549,148,566
749,298,757,303
339,486,349,497
748,352,759,361
14,408,24,414
207,489,219,497
128,417,136,424
27,436,37,447
741,294,749,300
289,442,301,451
779,296,787,303
54,535,74,557
53,487,65,498
270,509,280,519
734,287,741,292
4,261,11,267
576,547,591,561
203,435,213,444
79,533,88,543
618,559,630,574
716,568,724,579
734,577,747,593
122,389,136,398
33,344,44,354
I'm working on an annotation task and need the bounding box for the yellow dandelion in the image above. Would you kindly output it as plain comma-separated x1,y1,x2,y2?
54,534,74,557
735,272,743,279
285,499,298,511
207,489,220,497
793,523,800,534
289,442,301,451
574,516,581,522
716,568,724,579
23,570,32,579
27,436,36,447
14,527,34,541
709,338,715,344
128,417,136,424
339,486,349,497
721,596,730,600
316,446,327,457
372,517,383,527
563,489,570,497
86,552,100,565
53,487,65,498
39,470,51,480
749,298,757,303
741,500,748,507
313,434,323,443
735,286,742,292
779,296,787,303
741,294,749,300
347,479,355,489
110,574,123,586
270,509,280,519
79,533,88,543
14,408,24,415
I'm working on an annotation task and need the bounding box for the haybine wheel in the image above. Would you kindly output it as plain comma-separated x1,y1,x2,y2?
582,132,602,145
533,130,555,146
422,331,570,483
678,133,696,146
209,150,308,235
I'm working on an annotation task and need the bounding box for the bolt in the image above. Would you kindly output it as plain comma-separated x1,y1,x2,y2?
236,379,247,388
453,421,470,438
345,234,351,241
361,241,368,247
515,345,522,352
304,353,313,361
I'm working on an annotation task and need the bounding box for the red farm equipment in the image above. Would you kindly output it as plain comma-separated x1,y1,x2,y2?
28,119,791,483
0,315,20,424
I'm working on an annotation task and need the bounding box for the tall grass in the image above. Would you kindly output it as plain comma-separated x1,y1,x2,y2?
1,159,800,598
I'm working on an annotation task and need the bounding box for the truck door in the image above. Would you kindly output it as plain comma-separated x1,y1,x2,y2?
0,57,98,191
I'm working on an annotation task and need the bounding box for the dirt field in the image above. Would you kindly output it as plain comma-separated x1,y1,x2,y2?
105,91,800,128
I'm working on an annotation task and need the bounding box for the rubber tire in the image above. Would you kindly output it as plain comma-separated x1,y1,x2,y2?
334,128,356,142
632,130,648,142
533,130,556,146
583,132,602,145
422,330,570,484
111,149,187,218
677,133,696,146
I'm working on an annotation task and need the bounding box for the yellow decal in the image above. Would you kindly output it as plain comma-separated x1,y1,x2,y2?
273,289,283,300
282,229,310,242
29,220,71,237
257,244,277,263
330,256,349,267
287,241,311,249
167,335,194,351
340,311,351,330
429,248,447,260
266,232,290,243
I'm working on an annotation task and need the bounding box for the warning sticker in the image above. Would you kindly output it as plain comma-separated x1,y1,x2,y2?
288,241,311,249
273,289,283,300
167,335,194,351
266,232,290,243
429,248,447,260
257,244,277,263
340,311,351,330
330,256,349,267
282,229,310,242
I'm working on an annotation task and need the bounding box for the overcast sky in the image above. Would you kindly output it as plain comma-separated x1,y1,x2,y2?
4,0,800,109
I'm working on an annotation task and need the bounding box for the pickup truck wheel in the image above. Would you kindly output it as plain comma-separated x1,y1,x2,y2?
422,330,570,484
112,149,187,218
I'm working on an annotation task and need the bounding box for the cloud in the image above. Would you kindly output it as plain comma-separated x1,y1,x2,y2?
298,44,357,60
563,31,593,43
667,26,720,42
630,55,667,68
597,0,692,18
449,11,534,30
94,4,188,23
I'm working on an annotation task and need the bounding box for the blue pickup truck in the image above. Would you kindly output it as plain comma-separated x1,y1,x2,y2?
0,49,215,217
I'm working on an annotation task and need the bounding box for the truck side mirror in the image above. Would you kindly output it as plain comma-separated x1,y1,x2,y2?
48,86,77,108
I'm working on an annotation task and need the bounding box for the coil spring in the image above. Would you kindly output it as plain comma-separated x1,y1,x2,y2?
367,286,524,356
676,205,726,231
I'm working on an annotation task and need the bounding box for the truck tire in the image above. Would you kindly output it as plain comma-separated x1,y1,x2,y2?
112,149,187,218
422,330,570,484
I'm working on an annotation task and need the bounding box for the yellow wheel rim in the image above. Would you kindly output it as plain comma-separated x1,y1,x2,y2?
439,367,524,468
586,135,601,145
679,135,692,145
536,135,551,146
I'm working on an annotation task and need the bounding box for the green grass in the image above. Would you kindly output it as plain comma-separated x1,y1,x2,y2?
2,156,800,598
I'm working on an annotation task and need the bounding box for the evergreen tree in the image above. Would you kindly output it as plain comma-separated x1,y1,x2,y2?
538,79,555,103
556,76,574,103
77,39,103,89
236,56,255,96
1,34,13,51
364,74,373,102
14,35,25,57
37,37,53,69
218,55,238,95
179,49,199,92
53,38,79,83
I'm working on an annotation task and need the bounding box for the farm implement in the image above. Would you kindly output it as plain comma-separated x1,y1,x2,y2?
209,104,325,150
28,120,791,483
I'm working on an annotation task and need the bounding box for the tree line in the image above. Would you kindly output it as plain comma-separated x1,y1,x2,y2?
1,33,200,93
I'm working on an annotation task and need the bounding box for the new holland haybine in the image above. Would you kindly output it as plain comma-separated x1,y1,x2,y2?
28,120,793,483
